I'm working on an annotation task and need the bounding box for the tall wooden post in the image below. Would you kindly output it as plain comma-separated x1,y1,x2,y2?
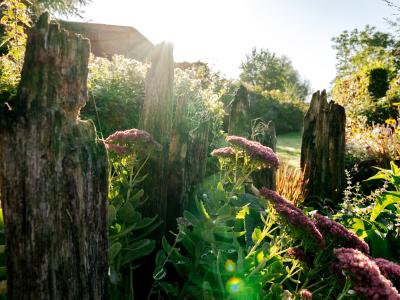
0,14,109,299
228,84,250,136
301,90,346,206
228,85,277,190
139,42,174,236
252,121,277,190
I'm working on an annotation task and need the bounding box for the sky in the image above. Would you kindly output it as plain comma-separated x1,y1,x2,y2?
66,0,398,93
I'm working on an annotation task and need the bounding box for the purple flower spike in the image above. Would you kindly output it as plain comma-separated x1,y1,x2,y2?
260,188,324,248
314,213,369,254
333,248,400,300
226,135,279,168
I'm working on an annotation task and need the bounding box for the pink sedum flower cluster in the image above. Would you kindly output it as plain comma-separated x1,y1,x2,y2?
374,258,400,290
226,136,279,168
333,248,400,300
300,289,313,300
287,247,307,262
260,188,324,248
104,128,161,155
314,213,370,254
210,147,237,159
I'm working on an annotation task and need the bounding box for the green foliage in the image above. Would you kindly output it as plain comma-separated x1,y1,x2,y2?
30,0,91,16
107,143,161,299
174,66,228,146
0,0,31,106
332,26,399,124
150,138,360,299
346,121,400,166
82,58,230,143
247,88,306,134
332,25,396,76
82,55,147,138
336,162,400,261
148,152,303,299
368,67,390,98
240,48,310,101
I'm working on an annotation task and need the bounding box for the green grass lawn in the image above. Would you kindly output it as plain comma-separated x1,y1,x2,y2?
276,131,302,168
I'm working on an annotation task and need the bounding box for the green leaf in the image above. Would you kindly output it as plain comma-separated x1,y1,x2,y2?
162,236,173,253
134,219,162,240
134,174,148,184
216,204,232,221
196,198,210,220
158,281,179,297
155,250,167,267
129,189,144,203
109,267,121,285
390,161,400,176
133,215,158,230
236,205,250,220
118,202,135,223
351,218,367,239
217,181,224,191
367,229,390,258
108,242,122,262
365,173,387,181
120,239,155,265
110,222,137,239
370,193,400,221
251,227,263,243
183,210,199,226
153,266,167,280
107,204,117,225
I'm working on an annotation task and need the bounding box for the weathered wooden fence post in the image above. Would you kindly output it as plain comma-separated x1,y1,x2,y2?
301,90,346,206
252,121,277,190
228,85,277,190
228,84,250,136
0,13,109,299
139,42,174,236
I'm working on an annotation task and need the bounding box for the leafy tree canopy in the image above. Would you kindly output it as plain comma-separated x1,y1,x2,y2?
332,25,397,77
30,0,91,16
239,48,310,101
331,25,400,124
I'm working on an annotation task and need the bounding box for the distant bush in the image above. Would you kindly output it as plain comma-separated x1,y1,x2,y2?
332,65,398,125
247,88,306,134
345,119,400,191
331,26,399,125
346,119,400,165
82,55,147,138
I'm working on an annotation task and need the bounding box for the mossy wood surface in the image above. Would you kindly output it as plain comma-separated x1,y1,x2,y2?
301,90,345,206
229,85,277,190
139,42,174,237
253,122,277,190
0,14,109,299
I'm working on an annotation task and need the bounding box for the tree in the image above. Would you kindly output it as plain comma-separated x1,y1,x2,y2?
240,48,310,100
30,0,91,17
331,26,399,124
331,25,396,76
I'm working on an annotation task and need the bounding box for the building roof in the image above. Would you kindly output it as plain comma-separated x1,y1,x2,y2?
59,21,154,62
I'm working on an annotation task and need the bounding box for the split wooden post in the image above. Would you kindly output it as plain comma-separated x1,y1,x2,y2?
0,14,109,299
252,121,277,190
139,42,174,236
301,90,346,206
